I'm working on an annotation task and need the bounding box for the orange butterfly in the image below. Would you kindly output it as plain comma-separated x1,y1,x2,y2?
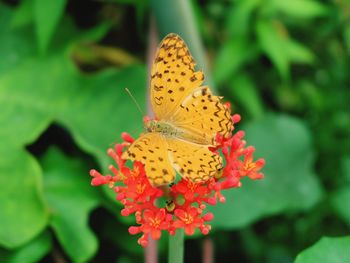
122,33,233,186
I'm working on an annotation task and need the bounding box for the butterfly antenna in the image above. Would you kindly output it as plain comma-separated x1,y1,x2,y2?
125,88,145,116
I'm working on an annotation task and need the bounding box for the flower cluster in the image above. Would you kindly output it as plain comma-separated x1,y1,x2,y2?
90,113,264,247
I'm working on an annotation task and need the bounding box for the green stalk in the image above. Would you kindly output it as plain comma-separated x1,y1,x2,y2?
150,0,215,91
168,229,184,263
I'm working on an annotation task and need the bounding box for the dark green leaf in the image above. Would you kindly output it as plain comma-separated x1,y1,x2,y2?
342,156,350,182
331,186,350,227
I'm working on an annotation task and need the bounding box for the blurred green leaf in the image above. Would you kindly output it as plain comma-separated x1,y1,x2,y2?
57,65,146,168
0,148,48,248
211,114,323,228
41,147,99,263
112,0,149,29
294,236,350,263
344,26,350,56
331,186,350,227
0,55,77,147
11,0,33,28
256,20,289,79
76,22,112,43
226,0,261,37
0,6,36,75
228,74,264,119
102,219,144,256
213,39,258,85
271,0,328,19
342,156,350,182
256,20,314,80
34,0,67,53
286,39,314,64
0,231,51,263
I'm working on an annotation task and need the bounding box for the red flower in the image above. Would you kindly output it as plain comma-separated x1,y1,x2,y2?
173,207,212,235
89,114,265,246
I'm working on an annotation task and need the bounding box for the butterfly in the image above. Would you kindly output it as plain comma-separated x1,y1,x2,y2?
122,33,233,186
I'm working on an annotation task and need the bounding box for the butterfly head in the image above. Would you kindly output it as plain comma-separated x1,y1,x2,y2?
143,116,159,132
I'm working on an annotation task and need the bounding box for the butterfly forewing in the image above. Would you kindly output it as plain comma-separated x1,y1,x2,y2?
150,33,204,120
171,86,233,145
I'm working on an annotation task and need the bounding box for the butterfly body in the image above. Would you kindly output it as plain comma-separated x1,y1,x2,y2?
123,34,233,186
146,120,184,138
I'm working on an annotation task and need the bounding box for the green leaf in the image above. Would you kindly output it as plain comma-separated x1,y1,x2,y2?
228,74,265,119
0,6,37,75
57,65,147,168
226,0,261,37
213,39,258,85
256,20,289,80
342,155,350,182
0,231,51,263
0,147,48,248
286,39,315,64
295,236,350,263
210,114,323,228
271,0,328,19
0,55,77,147
331,186,350,227
256,20,314,80
34,0,67,53
11,0,34,28
41,147,100,263
344,26,350,55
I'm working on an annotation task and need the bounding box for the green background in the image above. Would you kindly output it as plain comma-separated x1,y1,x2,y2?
0,0,349,262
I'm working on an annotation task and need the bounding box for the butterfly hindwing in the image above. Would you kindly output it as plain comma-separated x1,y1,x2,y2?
167,138,222,183
122,133,176,186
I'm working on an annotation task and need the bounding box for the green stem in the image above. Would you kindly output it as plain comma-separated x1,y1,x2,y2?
168,229,184,263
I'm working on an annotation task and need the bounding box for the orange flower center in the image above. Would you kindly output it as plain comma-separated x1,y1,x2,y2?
244,161,256,171
136,183,146,194
150,217,161,227
183,213,194,224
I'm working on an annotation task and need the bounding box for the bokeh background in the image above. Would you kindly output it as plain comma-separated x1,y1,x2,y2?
0,0,350,262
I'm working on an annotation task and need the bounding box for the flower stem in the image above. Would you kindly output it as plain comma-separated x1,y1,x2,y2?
168,229,184,263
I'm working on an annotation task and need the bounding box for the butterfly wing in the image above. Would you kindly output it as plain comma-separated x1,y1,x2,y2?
167,138,222,183
151,33,233,145
171,86,233,145
124,34,232,186
122,133,176,186
150,33,204,120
